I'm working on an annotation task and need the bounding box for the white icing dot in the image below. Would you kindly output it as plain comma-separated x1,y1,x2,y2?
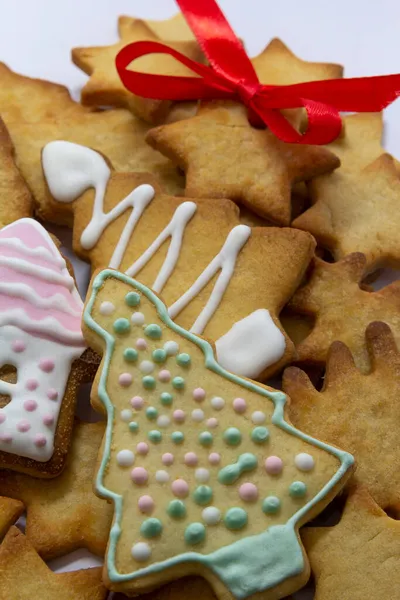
295,452,315,472
157,415,171,428
131,312,145,325
155,470,170,483
210,396,225,410
140,360,154,374
131,542,151,562
120,409,133,422
195,468,210,483
99,301,115,315
116,449,135,467
251,410,266,424
191,409,205,422
164,341,179,355
202,506,221,525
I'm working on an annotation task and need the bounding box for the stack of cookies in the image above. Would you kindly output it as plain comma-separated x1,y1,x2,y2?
0,9,398,600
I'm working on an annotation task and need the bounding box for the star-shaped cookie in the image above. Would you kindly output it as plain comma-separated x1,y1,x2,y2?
0,118,32,226
118,13,195,42
0,527,107,600
302,485,400,600
0,497,24,539
72,18,203,123
287,253,400,372
284,321,400,513
0,421,112,559
0,62,183,224
293,154,400,271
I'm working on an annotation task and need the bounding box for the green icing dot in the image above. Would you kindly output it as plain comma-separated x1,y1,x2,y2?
224,507,248,530
289,481,307,498
140,518,162,538
172,376,185,390
198,431,213,447
171,431,184,444
184,522,206,545
142,376,156,390
160,392,173,406
152,349,167,363
218,453,258,485
146,406,158,420
167,499,186,519
176,353,191,367
113,318,130,334
223,427,242,446
144,324,162,339
128,421,139,432
251,426,270,444
148,430,162,443
125,291,140,307
193,485,213,506
262,496,281,514
123,347,138,362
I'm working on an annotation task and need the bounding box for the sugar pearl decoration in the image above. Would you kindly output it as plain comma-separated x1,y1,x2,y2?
193,388,206,402
130,396,144,410
251,411,266,424
131,312,145,325
210,396,225,410
131,467,148,485
155,470,170,483
12,340,25,352
206,417,218,429
99,301,115,315
23,399,37,412
195,468,210,483
295,453,315,472
39,358,55,373
138,495,154,514
171,478,189,498
164,341,179,355
191,409,204,422
233,398,247,413
173,409,185,423
157,415,171,428
140,360,154,374
46,388,58,399
162,452,174,466
202,506,221,525
116,449,135,467
184,452,198,466
136,442,149,455
239,482,259,502
136,338,147,350
158,370,171,382
34,434,47,447
120,409,133,422
265,456,283,475
208,452,221,465
118,373,133,387
131,542,151,562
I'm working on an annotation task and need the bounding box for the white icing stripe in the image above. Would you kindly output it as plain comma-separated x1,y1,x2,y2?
0,256,75,290
0,237,66,267
168,225,251,334
0,282,81,317
126,202,197,292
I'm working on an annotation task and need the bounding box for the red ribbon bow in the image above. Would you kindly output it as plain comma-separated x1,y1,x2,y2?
116,0,400,144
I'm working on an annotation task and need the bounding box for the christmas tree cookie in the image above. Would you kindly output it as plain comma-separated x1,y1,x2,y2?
83,269,354,599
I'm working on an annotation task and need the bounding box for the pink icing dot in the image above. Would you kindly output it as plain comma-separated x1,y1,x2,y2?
131,467,148,485
138,495,154,514
206,417,218,429
34,434,47,447
12,340,26,353
43,414,55,426
0,412,6,424
208,452,221,465
0,432,12,443
39,358,55,373
184,452,198,466
23,399,37,412
27,379,39,391
130,396,144,410
158,370,171,383
119,373,133,387
136,338,147,351
265,456,283,475
239,482,259,502
171,478,189,498
136,442,149,455
17,420,31,433
173,409,185,423
47,388,58,400
192,388,206,402
233,398,247,413
162,452,174,466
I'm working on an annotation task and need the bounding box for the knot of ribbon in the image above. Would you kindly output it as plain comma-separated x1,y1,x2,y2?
116,0,400,145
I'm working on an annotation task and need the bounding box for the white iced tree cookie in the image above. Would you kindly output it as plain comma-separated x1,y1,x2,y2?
83,269,354,600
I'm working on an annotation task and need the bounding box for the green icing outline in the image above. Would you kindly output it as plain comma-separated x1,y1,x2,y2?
84,269,354,599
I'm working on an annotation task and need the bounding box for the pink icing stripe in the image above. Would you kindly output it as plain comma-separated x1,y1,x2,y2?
0,222,55,250
0,296,81,333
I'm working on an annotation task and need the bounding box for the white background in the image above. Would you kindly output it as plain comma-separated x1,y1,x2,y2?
0,1,399,598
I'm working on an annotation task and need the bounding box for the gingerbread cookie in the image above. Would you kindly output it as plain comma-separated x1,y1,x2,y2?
0,218,86,476
82,269,354,599
0,526,107,600
0,63,183,226
73,18,203,123
0,497,24,539
42,140,317,380
302,485,400,600
0,420,112,559
118,13,196,43
287,253,400,372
